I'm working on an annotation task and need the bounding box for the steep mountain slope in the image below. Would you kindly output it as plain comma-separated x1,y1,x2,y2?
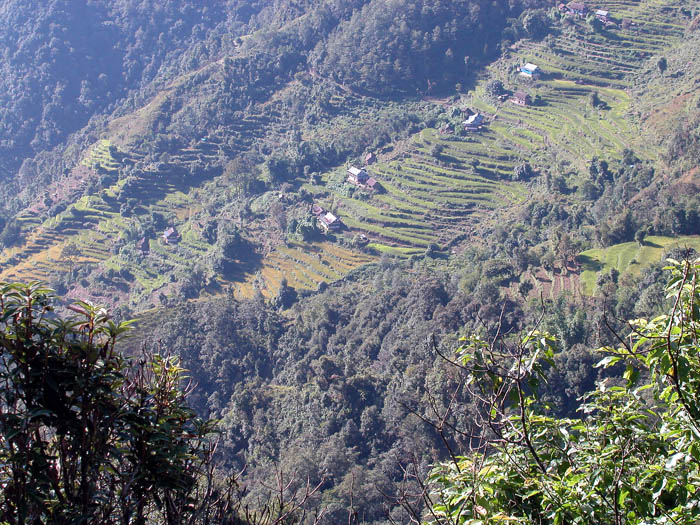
0,0,544,310
1,0,691,309
0,0,224,171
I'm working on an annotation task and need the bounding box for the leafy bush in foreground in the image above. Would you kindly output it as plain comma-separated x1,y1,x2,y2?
0,282,223,523
423,259,700,523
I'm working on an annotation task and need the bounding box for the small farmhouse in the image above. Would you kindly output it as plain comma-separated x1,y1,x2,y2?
347,166,369,185
595,9,609,21
567,1,587,16
318,212,342,232
347,165,380,191
519,63,540,79
162,227,180,244
364,152,376,165
365,177,379,191
311,203,324,216
463,113,484,131
136,237,150,254
511,91,531,106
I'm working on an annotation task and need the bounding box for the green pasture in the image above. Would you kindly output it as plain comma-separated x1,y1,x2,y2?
578,236,700,294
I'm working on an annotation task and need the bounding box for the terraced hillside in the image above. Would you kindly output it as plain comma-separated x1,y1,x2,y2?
521,0,684,88
0,138,212,288
0,141,126,280
0,0,692,308
305,130,526,255
298,0,688,258
478,0,686,165
472,80,642,167
231,241,375,300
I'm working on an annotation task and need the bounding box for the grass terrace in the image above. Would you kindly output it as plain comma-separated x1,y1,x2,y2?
578,235,700,294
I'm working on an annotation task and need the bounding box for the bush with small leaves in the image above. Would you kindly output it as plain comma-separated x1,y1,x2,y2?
0,282,228,524
421,259,700,524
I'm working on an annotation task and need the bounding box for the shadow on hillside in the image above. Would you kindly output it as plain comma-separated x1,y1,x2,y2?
435,153,461,165
224,250,264,283
576,254,602,272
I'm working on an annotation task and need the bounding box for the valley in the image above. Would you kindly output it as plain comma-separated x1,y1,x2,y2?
1,1,700,521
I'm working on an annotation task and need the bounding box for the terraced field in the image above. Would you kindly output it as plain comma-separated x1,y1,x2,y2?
476,0,686,167
0,139,215,287
0,141,126,281
230,241,375,299
497,80,638,154
300,0,687,256
0,98,379,305
303,129,525,254
517,0,684,89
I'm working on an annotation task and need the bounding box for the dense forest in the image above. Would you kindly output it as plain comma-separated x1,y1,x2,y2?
1,0,700,522
0,0,535,192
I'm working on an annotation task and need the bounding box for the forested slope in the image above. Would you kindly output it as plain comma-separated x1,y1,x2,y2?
0,0,223,173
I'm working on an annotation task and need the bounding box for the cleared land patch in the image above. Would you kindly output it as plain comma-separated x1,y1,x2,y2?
578,235,700,294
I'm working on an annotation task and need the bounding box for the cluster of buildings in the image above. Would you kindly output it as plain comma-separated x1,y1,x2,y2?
507,63,539,106
508,3,617,107
346,167,379,191
558,2,614,25
309,162,385,233
129,3,625,268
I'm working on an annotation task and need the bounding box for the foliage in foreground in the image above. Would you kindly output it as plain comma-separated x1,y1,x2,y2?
0,282,332,524
424,259,700,524
0,282,230,523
